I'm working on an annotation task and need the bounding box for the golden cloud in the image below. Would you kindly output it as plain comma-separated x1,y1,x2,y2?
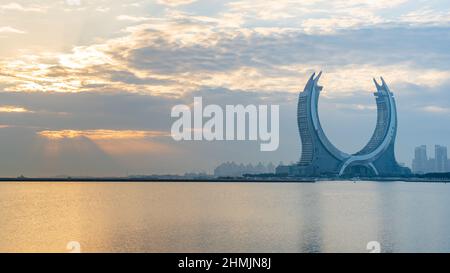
0,105,32,113
38,129,169,140
38,129,174,156
0,7,449,97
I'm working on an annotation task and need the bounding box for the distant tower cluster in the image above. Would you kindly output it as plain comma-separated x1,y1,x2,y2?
412,145,449,174
214,162,276,177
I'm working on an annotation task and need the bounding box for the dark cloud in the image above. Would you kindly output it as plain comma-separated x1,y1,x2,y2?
127,26,450,74
1,78,449,175
0,91,179,130
0,88,298,175
0,126,122,177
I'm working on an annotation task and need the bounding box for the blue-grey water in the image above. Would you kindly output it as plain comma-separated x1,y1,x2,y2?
0,181,449,253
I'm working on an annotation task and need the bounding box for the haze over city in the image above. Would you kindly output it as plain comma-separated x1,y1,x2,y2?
1,0,450,176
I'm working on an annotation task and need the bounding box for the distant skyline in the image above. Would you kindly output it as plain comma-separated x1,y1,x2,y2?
412,144,449,174
1,0,450,176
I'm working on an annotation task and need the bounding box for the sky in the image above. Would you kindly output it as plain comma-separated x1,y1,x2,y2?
0,0,450,177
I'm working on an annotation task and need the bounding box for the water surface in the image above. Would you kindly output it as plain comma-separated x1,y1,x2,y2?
0,181,449,252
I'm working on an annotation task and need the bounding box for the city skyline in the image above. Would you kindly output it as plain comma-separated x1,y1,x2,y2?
412,144,449,174
1,1,450,176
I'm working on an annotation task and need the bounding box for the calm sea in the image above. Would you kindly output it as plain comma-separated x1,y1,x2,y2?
0,181,449,253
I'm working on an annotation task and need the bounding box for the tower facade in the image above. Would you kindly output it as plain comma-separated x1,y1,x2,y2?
435,145,448,173
412,145,428,174
276,72,411,177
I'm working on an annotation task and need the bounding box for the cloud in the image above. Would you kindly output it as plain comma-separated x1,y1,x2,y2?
1,10,450,97
223,0,411,33
37,128,174,160
0,126,124,177
421,106,450,114
65,0,82,6
58,46,113,69
0,88,296,175
117,15,150,22
0,26,26,34
0,2,45,12
0,105,32,113
335,103,377,111
122,2,144,8
38,129,169,140
401,8,450,25
95,7,110,13
157,0,197,7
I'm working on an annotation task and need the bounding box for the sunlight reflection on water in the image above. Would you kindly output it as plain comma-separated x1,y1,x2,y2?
0,181,449,253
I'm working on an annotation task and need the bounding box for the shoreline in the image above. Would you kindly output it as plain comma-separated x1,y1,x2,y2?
0,177,449,183
0,178,316,183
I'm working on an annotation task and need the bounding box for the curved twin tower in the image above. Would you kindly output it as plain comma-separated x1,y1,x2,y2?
278,72,411,177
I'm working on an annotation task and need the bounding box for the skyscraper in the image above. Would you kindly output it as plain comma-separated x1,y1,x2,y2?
435,145,448,173
276,72,410,177
411,145,449,174
412,145,428,174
